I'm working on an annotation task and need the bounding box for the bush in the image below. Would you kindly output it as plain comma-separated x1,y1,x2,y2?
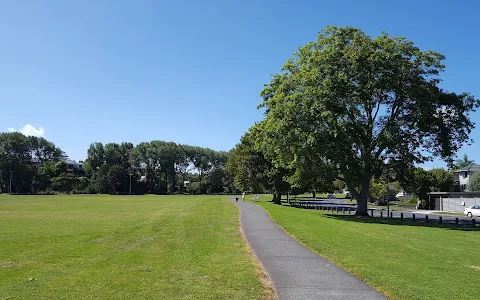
405,196,418,204
468,171,480,191
418,199,429,209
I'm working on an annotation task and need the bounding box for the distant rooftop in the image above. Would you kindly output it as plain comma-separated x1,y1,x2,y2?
454,163,480,173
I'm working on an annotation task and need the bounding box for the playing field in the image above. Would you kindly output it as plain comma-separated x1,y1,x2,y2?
0,195,266,299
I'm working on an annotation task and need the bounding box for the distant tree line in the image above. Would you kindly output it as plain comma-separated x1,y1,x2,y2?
0,132,236,195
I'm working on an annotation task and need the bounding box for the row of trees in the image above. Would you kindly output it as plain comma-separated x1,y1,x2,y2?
0,132,235,195
227,26,479,215
84,141,233,195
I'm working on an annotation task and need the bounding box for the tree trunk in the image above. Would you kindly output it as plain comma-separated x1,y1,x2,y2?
346,175,372,217
272,193,282,204
355,192,370,216
312,190,316,199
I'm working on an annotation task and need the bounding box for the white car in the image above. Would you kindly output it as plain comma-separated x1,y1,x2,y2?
464,205,480,218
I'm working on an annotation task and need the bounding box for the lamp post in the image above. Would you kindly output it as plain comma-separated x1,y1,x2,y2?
9,171,13,194
386,168,390,217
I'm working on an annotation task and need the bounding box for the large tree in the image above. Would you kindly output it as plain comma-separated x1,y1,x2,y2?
258,26,478,215
227,130,290,204
0,132,63,193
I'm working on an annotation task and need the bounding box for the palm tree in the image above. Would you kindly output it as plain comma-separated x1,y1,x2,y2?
455,154,474,169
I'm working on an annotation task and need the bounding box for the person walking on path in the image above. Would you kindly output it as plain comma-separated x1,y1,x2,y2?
242,191,246,202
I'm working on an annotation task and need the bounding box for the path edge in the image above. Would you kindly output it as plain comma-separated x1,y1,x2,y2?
229,198,278,300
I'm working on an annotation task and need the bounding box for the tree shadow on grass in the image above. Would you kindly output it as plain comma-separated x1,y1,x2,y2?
322,213,480,232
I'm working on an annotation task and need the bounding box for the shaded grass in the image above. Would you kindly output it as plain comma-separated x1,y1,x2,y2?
256,198,480,300
0,194,266,299
288,193,346,199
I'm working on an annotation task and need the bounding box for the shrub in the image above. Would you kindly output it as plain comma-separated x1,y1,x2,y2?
468,171,480,191
405,196,418,204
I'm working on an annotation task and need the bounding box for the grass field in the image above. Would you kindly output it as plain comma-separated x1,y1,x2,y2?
256,197,480,300
0,194,267,300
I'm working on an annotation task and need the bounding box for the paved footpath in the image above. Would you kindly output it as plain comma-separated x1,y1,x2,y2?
232,199,388,300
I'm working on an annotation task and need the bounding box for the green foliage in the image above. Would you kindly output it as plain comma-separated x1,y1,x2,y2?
0,132,63,193
257,26,478,215
399,167,453,208
370,177,387,201
455,154,474,169
333,179,345,193
226,130,290,203
467,171,480,191
186,181,202,195
429,168,454,191
405,196,419,204
50,174,76,194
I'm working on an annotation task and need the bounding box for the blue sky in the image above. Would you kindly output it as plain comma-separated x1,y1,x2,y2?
1,0,479,168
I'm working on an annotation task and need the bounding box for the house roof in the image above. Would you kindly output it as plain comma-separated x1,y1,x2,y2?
454,163,480,173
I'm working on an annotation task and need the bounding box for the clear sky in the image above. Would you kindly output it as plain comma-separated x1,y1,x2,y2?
1,0,479,168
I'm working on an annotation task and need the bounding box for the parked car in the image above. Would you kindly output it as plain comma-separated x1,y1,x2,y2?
387,195,398,202
464,205,480,218
326,194,336,199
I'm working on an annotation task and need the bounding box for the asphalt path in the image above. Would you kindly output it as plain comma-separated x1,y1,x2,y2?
231,198,388,300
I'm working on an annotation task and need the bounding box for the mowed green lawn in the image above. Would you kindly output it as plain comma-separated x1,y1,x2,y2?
257,198,480,300
0,195,266,300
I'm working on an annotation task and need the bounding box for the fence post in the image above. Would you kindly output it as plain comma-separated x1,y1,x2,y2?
456,217,459,224
473,219,476,228
412,214,415,221
390,212,393,218
426,215,429,223
348,208,351,215
439,216,442,224
342,208,345,214
380,210,383,218
401,213,403,220
336,207,338,213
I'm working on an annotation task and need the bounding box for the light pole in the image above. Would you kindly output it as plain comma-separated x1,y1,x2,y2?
386,168,390,217
9,171,13,194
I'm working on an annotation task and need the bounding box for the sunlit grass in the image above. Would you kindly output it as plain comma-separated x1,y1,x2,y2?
256,198,480,300
0,194,265,299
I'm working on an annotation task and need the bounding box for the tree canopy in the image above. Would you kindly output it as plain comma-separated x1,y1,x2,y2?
226,130,290,204
256,26,478,215
467,171,480,192
455,154,474,169
0,132,64,193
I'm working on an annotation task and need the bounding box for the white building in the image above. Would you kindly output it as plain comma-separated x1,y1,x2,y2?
64,159,84,173
453,163,480,191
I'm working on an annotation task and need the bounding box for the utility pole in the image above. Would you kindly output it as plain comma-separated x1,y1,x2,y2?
9,171,13,194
